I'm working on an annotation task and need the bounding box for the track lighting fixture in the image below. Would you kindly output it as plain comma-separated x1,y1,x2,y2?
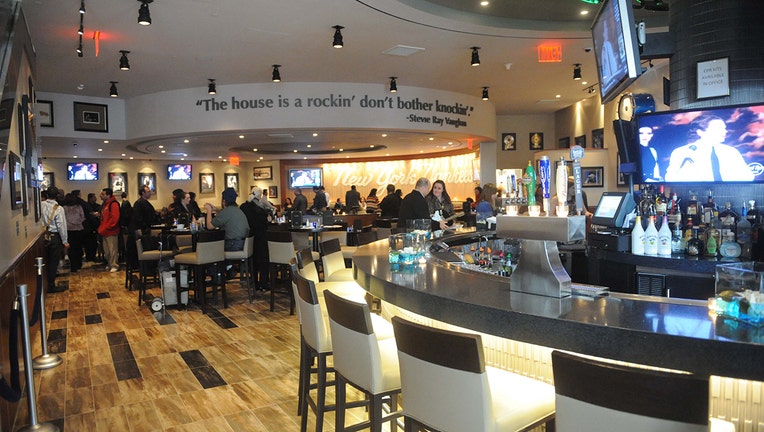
138,0,153,26
573,63,582,80
119,50,130,70
208,79,216,95
109,81,118,97
78,24,84,35
272,65,281,82
79,0,86,14
332,25,344,48
389,77,397,93
481,87,489,101
470,47,481,66
76,42,83,57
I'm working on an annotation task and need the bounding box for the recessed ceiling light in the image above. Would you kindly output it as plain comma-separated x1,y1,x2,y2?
312,133,318,137
420,150,424,153
239,135,244,139
386,153,389,156
181,158,185,161
253,148,258,152
98,148,102,152
293,149,298,153
582,81,588,85
370,145,374,148
346,156,349,159
158,145,164,149
429,137,434,141
381,134,387,137
339,148,343,152
129,157,134,160
223,159,227,162
480,1,489,6
73,155,78,158
303,156,307,159
103,140,109,144
218,156,222,159
580,10,589,15
307,144,312,148
555,94,561,98
161,150,166,153
183,139,189,143
121,153,126,156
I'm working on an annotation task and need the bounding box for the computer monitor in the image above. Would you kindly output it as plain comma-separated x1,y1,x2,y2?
591,192,636,228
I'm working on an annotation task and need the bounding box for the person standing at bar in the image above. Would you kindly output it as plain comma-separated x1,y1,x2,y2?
379,184,400,218
118,192,133,263
345,185,361,214
293,188,308,213
425,180,454,229
240,187,272,290
41,187,68,292
310,186,327,214
397,177,432,229
128,185,156,267
98,188,121,273
63,193,85,274
85,192,101,264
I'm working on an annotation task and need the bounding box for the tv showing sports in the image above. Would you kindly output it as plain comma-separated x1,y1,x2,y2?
288,167,323,189
591,191,636,229
67,162,98,181
591,0,642,104
636,103,764,184
167,164,192,180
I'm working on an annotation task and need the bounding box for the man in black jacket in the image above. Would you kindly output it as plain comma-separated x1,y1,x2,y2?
397,177,431,229
379,184,401,218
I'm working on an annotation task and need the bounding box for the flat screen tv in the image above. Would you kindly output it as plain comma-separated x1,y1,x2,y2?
288,167,323,189
67,162,98,181
591,191,636,228
167,163,192,180
636,103,764,183
591,0,642,104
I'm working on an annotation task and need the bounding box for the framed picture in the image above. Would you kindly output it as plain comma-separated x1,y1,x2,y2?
34,187,41,222
253,166,273,180
268,185,278,198
501,133,516,151
529,132,544,150
109,172,128,194
21,168,28,216
73,101,109,132
617,153,626,185
138,172,156,193
199,173,215,193
558,136,570,149
9,151,21,210
582,166,604,188
42,172,54,189
575,134,587,148
224,173,239,192
36,100,53,127
0,98,13,130
591,128,604,149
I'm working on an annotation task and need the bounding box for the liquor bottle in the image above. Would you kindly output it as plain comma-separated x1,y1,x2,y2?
639,185,656,219
667,192,681,228
746,200,761,260
718,202,738,242
684,218,694,245
686,194,699,226
655,185,667,217
671,217,686,254
644,215,658,256
705,214,720,257
631,213,645,255
701,189,716,225
737,206,752,259
686,227,704,257
657,215,672,256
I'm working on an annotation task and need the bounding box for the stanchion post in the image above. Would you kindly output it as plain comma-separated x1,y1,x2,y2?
17,284,59,432
33,257,63,370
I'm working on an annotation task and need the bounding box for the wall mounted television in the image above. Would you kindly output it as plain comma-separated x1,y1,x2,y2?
636,103,764,183
167,163,192,180
67,162,98,181
591,0,642,104
288,167,323,189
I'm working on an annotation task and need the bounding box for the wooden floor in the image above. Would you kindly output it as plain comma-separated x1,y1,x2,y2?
16,262,368,431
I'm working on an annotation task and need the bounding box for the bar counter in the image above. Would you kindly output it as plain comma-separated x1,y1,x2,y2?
352,231,764,382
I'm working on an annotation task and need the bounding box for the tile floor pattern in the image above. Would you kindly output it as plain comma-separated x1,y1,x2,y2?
16,264,375,431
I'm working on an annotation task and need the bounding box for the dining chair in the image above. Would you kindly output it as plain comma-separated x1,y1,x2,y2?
224,234,255,303
320,238,354,282
173,229,227,311
267,230,296,314
391,316,556,432
551,350,736,432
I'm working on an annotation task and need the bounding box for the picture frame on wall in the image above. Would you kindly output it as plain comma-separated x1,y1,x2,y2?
558,137,570,149
501,133,516,151
575,135,586,148
200,173,215,193
109,172,128,194
0,98,13,130
9,151,21,210
591,128,604,149
36,100,53,127
253,166,273,180
138,172,156,193
582,166,604,188
225,173,239,192
73,101,109,132
268,185,278,198
529,132,544,150
42,172,54,189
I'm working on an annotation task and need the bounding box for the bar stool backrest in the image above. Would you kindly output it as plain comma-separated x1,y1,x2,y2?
268,230,296,265
356,231,378,246
293,269,331,353
295,247,320,283
551,350,712,432
320,238,346,279
195,229,226,263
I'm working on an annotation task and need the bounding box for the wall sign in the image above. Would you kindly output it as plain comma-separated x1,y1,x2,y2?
697,58,729,99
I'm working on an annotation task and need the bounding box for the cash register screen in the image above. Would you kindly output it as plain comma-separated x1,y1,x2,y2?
591,191,635,228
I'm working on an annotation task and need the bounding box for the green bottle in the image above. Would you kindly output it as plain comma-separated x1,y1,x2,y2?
525,161,537,206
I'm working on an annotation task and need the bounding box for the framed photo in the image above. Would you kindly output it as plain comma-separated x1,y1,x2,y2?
42,172,54,189
591,128,604,149
224,173,239,192
501,133,516,151
199,173,215,193
138,172,156,193
109,172,128,194
9,151,21,210
0,98,13,130
575,134,587,148
34,187,41,222
268,185,278,198
21,168,28,216
582,166,604,188
558,136,570,149
73,101,109,132
36,100,53,127
253,166,273,180
617,153,626,185
529,132,544,150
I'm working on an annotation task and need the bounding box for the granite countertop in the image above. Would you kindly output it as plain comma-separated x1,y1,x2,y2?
353,235,764,381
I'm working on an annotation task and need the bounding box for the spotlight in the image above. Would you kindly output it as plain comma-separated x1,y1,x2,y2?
470,47,481,66
78,24,84,36
332,25,344,48
389,77,397,93
481,87,489,101
208,79,216,95
272,64,281,82
79,0,85,14
76,42,83,57
109,81,118,97
137,0,153,26
119,50,130,70
573,63,582,80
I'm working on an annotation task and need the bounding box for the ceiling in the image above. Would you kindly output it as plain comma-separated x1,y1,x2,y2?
22,0,669,162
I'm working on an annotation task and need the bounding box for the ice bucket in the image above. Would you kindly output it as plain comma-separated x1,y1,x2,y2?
715,262,764,326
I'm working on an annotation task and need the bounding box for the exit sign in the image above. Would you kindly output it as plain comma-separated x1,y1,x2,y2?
537,44,562,63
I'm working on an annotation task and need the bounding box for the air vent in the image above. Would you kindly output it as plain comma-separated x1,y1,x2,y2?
383,45,425,57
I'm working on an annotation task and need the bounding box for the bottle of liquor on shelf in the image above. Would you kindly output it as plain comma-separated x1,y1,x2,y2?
644,215,659,256
671,216,686,254
686,193,700,226
701,189,716,225
667,192,681,228
657,215,672,256
705,214,720,257
737,206,752,259
631,212,645,255
718,201,738,242
639,185,656,219
655,185,667,217
746,200,761,260
686,227,704,257
684,218,694,245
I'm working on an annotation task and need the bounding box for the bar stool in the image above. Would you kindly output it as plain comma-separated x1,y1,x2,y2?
291,231,321,262
323,289,402,432
173,229,227,310
356,230,378,246
134,238,166,306
319,230,355,260
320,238,354,282
295,247,367,299
551,350,736,432
267,230,295,314
225,235,255,303
391,316,556,432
